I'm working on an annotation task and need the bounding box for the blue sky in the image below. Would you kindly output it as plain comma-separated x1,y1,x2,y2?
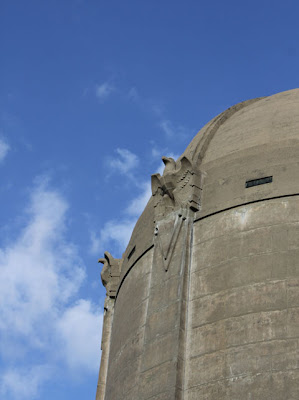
1,0,299,399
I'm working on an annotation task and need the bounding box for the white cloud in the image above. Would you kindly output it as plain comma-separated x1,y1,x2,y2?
0,179,102,399
151,146,162,159
0,138,10,162
107,148,139,177
95,82,114,100
93,156,180,258
0,183,85,339
159,120,174,137
90,174,154,257
0,365,51,400
92,148,144,256
126,182,152,217
56,300,102,372
90,219,136,256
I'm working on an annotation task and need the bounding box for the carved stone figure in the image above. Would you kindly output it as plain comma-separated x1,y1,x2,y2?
151,155,201,271
97,89,299,400
151,155,202,221
98,251,122,298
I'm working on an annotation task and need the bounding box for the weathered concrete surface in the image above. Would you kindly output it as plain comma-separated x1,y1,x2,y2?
95,297,114,400
185,197,299,399
184,89,299,218
103,248,153,400
97,88,299,399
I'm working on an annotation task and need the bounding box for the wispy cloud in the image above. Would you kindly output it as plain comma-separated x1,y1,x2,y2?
159,119,190,139
151,146,162,159
94,83,191,142
126,182,152,217
92,149,151,256
0,178,102,399
107,148,139,177
0,365,51,400
94,151,181,258
0,138,10,163
90,219,136,257
91,167,160,257
127,87,139,102
56,300,101,372
125,85,191,141
95,82,114,100
0,182,84,339
90,179,151,257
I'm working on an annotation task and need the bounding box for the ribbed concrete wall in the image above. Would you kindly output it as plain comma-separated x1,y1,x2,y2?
97,88,299,400
186,197,299,399
104,249,153,400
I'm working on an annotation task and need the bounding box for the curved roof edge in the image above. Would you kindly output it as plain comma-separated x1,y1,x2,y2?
101,88,299,301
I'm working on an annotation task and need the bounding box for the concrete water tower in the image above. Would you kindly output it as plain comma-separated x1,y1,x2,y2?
96,88,299,400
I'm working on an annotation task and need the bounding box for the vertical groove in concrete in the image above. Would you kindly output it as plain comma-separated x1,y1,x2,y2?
135,211,195,400
98,89,299,399
181,220,194,400
136,249,155,398
174,215,194,400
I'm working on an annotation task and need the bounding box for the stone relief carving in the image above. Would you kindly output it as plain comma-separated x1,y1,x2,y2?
154,208,187,271
151,156,201,219
98,251,122,298
151,156,201,271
